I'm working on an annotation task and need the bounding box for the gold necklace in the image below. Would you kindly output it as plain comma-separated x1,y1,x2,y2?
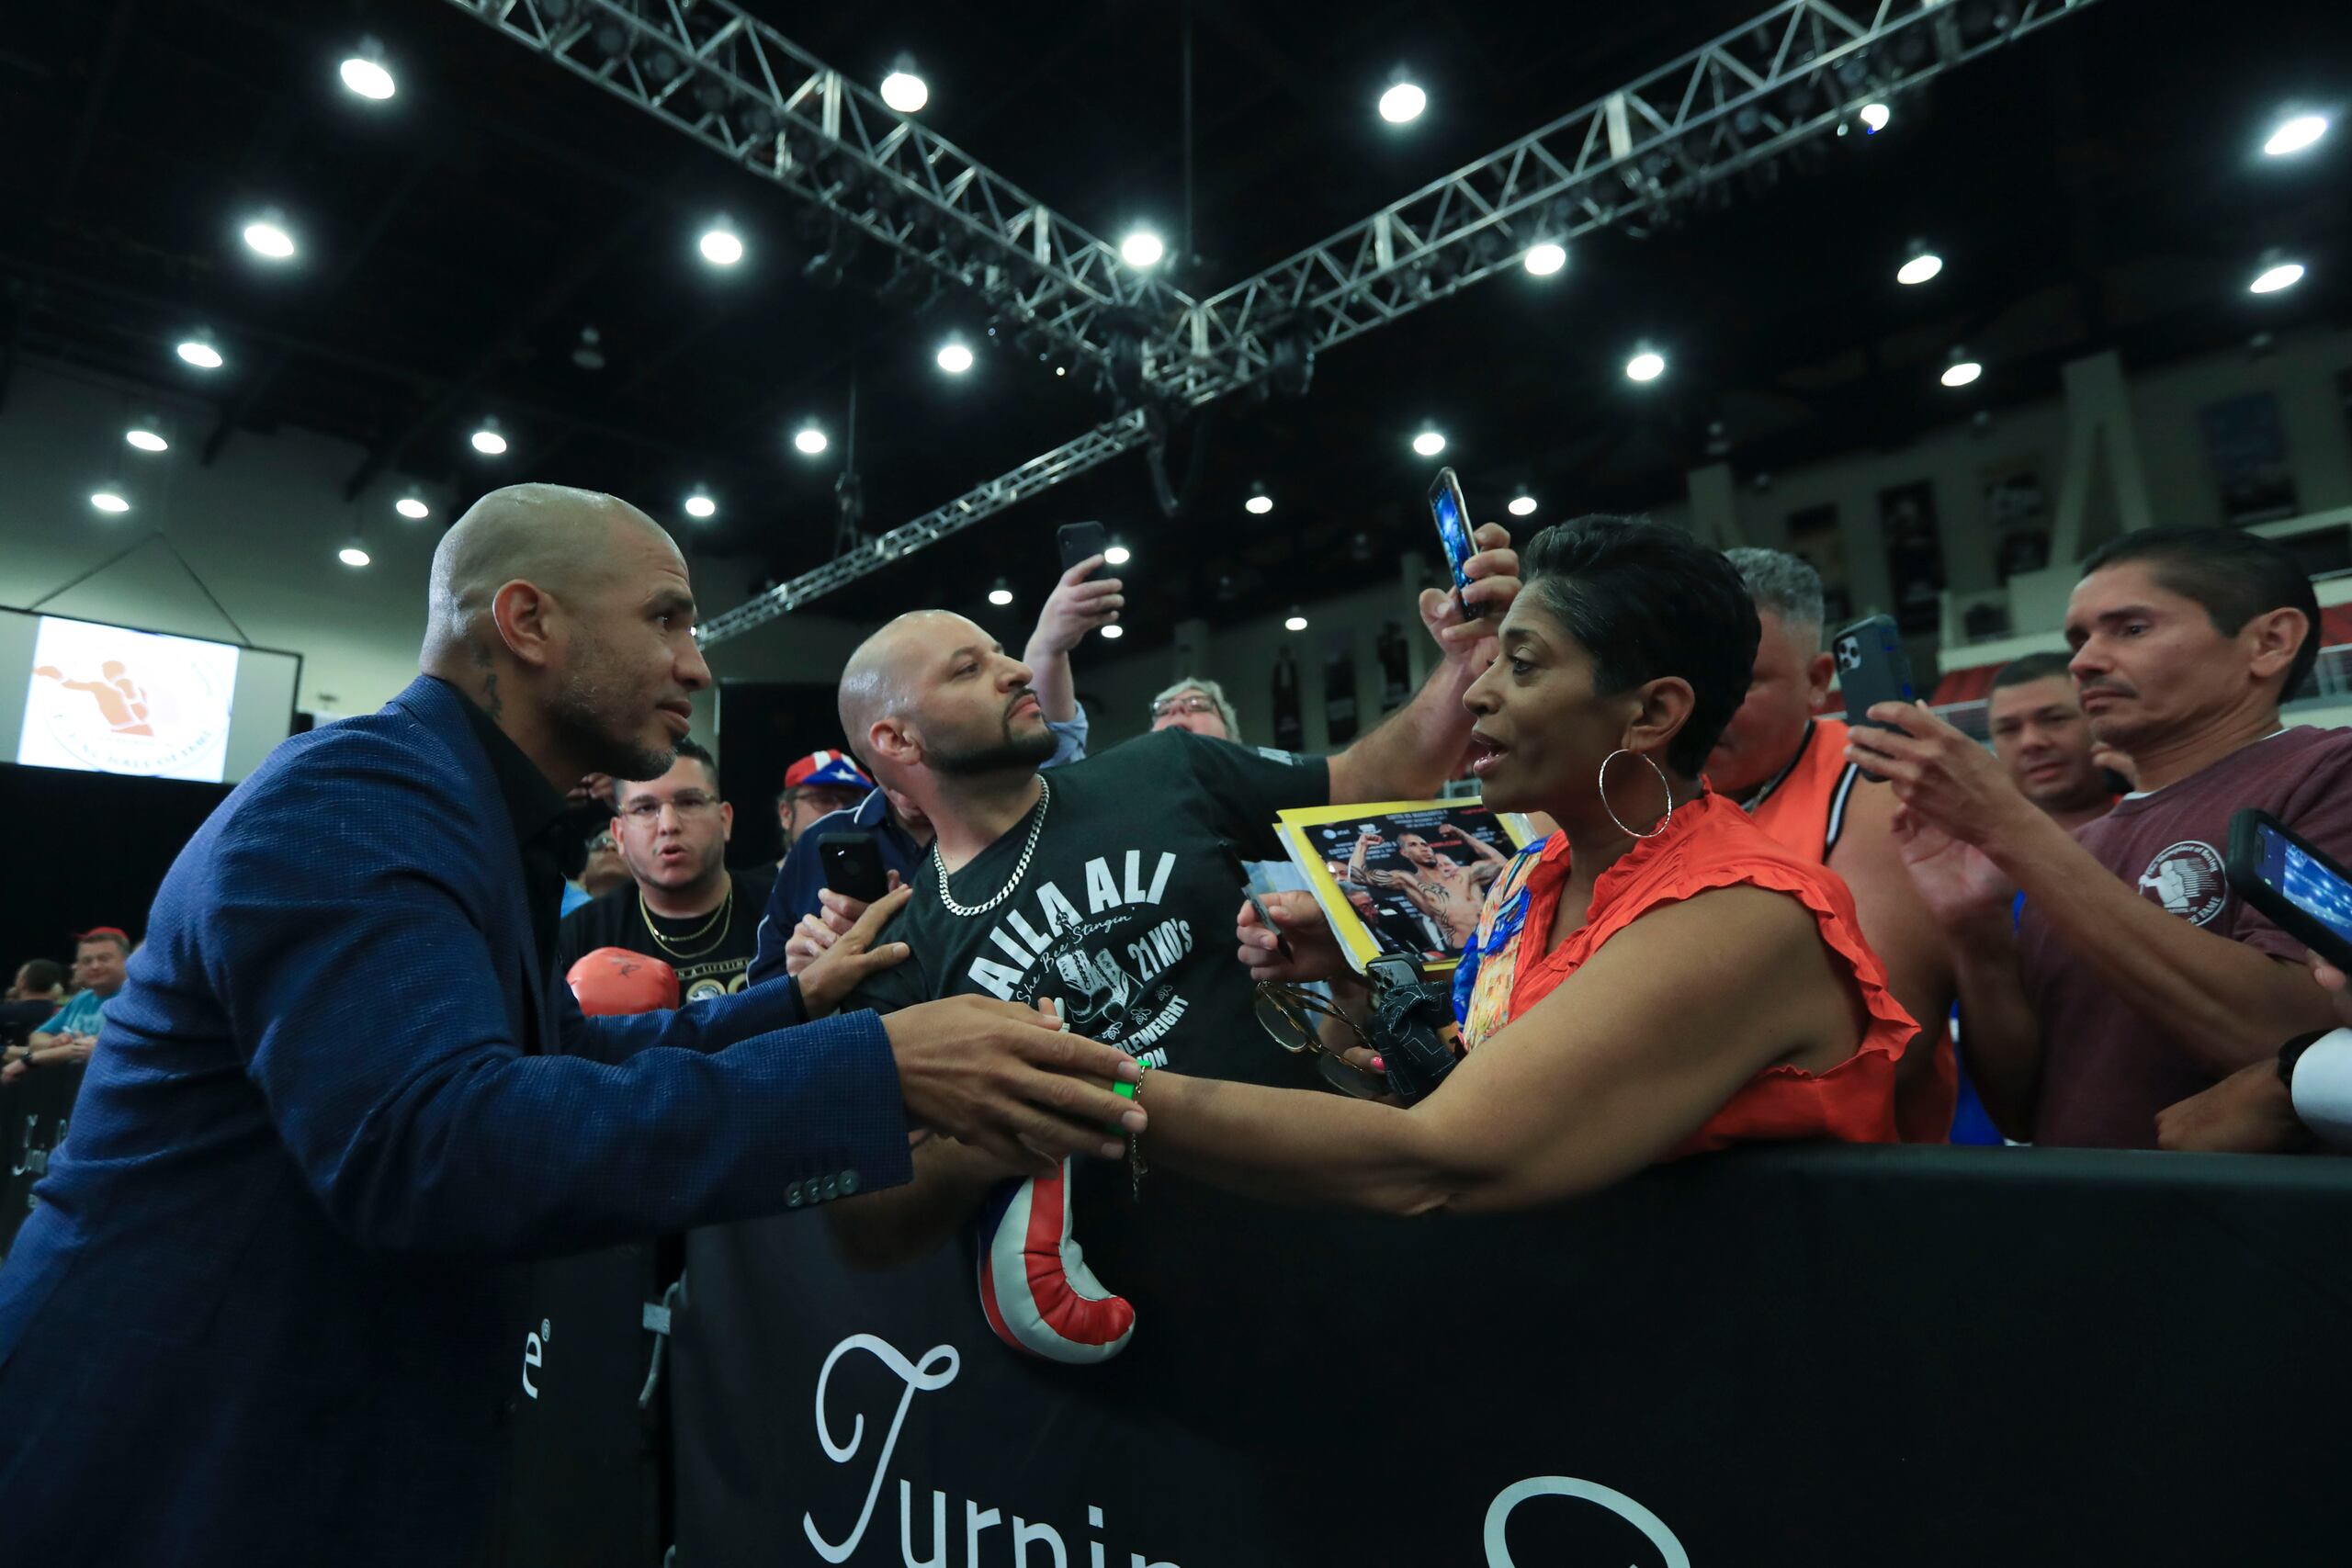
639,881,734,961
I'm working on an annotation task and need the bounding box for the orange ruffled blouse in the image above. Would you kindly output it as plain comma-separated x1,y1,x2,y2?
1454,792,1920,1156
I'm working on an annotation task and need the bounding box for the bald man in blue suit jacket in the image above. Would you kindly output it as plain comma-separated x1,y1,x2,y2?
0,486,1142,1565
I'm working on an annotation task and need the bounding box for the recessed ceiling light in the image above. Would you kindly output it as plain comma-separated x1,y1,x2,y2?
1509,492,1537,517
1103,542,1133,566
1120,230,1166,268
396,495,430,520
1859,101,1891,133
91,491,130,513
469,421,507,456
1378,82,1426,124
2250,259,2305,294
1412,429,1446,457
684,491,717,520
1099,623,1125,639
340,56,395,101
1896,242,1942,286
339,543,371,568
243,219,296,260
794,425,829,455
698,222,744,266
176,338,224,370
2264,113,2328,157
1284,610,1309,632
880,68,929,115
1523,243,1566,276
937,341,975,374
988,580,1014,606
1941,355,1983,389
1245,485,1274,516
1625,349,1666,382
125,428,168,453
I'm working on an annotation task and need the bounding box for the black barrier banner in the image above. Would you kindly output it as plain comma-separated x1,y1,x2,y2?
482,1243,670,1568
673,1145,2352,1566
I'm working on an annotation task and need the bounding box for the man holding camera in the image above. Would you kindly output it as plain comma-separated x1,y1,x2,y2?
750,549,1117,986
1849,527,2352,1147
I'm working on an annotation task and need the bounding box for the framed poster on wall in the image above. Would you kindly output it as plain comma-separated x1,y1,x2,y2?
2198,390,2299,525
1877,480,1945,634
1981,457,2052,583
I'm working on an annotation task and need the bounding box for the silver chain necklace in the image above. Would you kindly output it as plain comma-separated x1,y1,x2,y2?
931,777,1052,918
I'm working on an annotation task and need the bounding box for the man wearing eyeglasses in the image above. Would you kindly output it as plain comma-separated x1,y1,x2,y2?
1148,678,1243,741
559,737,775,1003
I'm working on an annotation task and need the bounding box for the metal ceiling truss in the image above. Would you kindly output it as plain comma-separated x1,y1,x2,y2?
446,0,2106,644
437,0,1193,375
1159,0,2106,405
695,412,1149,641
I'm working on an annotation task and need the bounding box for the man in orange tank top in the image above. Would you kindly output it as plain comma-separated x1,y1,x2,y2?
1708,549,1957,1141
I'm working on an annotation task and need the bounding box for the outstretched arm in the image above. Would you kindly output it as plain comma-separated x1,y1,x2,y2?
1139,886,1857,1214
1851,703,2335,1074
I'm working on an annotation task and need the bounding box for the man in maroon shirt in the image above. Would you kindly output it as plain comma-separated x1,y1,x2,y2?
1847,526,2349,1148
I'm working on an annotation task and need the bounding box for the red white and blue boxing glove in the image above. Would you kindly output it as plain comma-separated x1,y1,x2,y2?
974,1156,1135,1364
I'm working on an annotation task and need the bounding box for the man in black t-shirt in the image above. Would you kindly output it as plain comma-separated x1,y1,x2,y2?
557,738,774,1003
818,521,1518,1263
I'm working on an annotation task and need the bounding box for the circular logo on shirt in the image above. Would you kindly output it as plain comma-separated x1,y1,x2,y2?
2135,840,2228,926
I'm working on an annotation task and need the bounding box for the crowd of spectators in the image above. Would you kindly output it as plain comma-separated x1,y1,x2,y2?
0,930,130,1087
17,519,2352,1165
10,479,2352,1564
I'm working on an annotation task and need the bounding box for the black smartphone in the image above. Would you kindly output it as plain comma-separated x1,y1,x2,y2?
818,831,889,904
1834,615,1917,778
1056,521,1108,574
2227,808,2352,972
1427,468,1475,617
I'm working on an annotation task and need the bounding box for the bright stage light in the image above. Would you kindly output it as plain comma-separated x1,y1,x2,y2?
341,57,395,101
243,219,296,260
125,428,168,453
396,496,430,520
177,339,224,369
795,426,830,455
1625,350,1665,382
2265,114,2327,156
1379,83,1426,124
1509,493,1537,517
880,71,929,114
1523,243,1566,276
1412,429,1446,457
2250,261,2305,294
1120,230,1166,268
937,341,975,374
699,224,744,266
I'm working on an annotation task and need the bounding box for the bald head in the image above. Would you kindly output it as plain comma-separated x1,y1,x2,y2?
838,611,983,773
422,484,674,669
415,481,711,790
839,610,1054,793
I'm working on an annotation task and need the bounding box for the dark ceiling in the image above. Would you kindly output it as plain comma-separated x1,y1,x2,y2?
3,0,2346,652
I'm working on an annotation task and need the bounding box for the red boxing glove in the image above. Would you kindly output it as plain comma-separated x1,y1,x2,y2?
566,947,680,1016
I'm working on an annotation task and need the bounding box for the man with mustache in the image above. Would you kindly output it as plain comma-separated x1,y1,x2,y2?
1849,526,2352,1148
798,525,1519,1270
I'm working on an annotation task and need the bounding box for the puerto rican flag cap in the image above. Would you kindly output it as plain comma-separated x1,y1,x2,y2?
783,749,874,793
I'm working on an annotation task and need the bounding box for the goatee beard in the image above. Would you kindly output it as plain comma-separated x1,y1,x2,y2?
930,719,1057,777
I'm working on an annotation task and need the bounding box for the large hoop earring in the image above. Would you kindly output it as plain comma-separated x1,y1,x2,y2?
1598,748,1675,840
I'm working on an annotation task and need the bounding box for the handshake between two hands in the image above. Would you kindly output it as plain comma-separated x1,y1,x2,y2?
784,881,1145,1176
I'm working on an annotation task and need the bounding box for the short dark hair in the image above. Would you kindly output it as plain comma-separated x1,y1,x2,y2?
17,958,63,992
1520,514,1760,777
2080,526,2320,694
616,739,718,807
1992,650,2075,690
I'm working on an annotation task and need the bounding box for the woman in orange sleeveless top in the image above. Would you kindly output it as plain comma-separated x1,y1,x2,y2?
1127,514,1919,1212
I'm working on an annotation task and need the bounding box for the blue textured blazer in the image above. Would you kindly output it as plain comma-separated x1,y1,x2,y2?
0,675,913,1564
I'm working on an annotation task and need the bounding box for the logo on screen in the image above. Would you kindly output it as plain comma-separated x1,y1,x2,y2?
20,619,238,782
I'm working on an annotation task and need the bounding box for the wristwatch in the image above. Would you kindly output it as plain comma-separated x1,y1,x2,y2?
2278,1030,2327,1089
